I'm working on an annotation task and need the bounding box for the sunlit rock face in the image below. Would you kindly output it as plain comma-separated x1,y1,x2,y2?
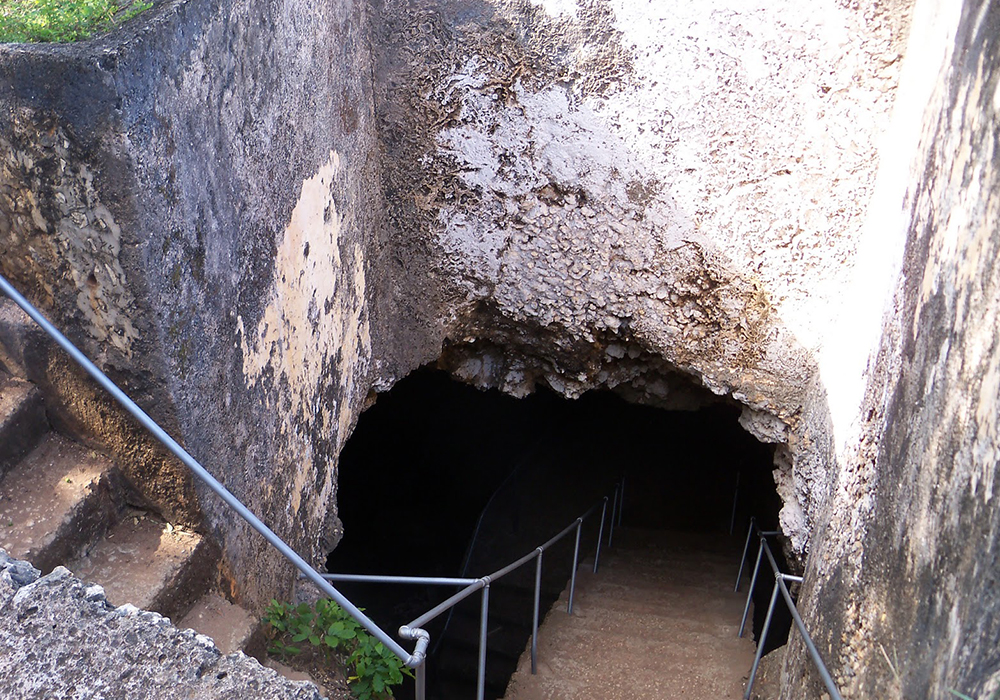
373,0,910,554
8,1,1000,698
0,0,912,610
783,2,1000,698
0,0,393,608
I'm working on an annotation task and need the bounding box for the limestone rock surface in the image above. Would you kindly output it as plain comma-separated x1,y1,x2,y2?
0,550,325,700
781,1,1000,698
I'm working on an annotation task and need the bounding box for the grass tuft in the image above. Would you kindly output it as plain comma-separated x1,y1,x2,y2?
0,0,152,43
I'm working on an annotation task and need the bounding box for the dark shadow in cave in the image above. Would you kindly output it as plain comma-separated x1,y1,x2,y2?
326,366,785,699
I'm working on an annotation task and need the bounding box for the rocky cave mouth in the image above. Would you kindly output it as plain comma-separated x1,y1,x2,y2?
327,366,786,698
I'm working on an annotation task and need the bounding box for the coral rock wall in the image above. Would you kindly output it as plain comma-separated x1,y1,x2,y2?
373,0,908,554
784,1,1000,697
13,10,1000,700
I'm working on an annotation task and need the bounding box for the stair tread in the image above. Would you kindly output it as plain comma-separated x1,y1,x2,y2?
573,586,745,619
604,549,737,568
526,614,749,654
583,566,738,595
0,372,47,475
0,434,120,571
67,513,212,619
553,599,743,635
180,592,260,656
503,530,755,700
611,527,741,549
0,372,35,421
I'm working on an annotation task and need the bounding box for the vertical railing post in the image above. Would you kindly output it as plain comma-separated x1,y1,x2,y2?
745,578,781,700
415,663,426,700
593,496,608,574
477,583,490,700
736,516,756,592
568,519,582,614
739,539,765,638
608,483,619,549
531,550,543,674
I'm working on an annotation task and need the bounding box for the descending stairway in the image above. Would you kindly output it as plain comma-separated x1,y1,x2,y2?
430,435,611,700
0,367,262,657
504,528,754,700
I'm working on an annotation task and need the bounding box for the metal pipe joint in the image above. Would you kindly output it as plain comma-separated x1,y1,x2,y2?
397,626,431,668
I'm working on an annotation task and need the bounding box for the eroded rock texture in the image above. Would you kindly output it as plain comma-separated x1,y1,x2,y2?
0,0,393,608
0,0,913,604
0,550,325,699
18,10,1000,700
373,0,908,553
784,2,1000,697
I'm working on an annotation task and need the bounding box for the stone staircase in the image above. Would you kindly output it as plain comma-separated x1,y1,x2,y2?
0,366,263,658
431,558,579,700
503,528,755,700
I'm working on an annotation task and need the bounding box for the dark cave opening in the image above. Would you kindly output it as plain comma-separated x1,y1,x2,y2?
326,367,785,699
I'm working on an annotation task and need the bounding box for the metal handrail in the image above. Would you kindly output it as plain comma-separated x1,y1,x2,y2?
735,517,843,700
436,439,549,658
0,274,427,667
309,488,620,700
0,272,626,700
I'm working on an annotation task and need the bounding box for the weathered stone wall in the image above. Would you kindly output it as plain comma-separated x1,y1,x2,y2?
372,0,910,555
0,0,916,606
784,1,1000,697
8,0,1000,696
0,549,326,699
0,0,407,608
0,0,916,632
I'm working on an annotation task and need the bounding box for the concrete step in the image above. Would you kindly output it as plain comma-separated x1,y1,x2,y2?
572,584,746,624
528,614,749,659
503,529,755,700
67,512,218,621
604,547,738,571
506,615,752,700
0,371,47,477
611,527,741,557
180,592,265,658
582,561,739,595
544,597,744,642
0,434,125,573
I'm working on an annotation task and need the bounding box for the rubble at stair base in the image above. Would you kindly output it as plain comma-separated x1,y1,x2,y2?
0,549,326,700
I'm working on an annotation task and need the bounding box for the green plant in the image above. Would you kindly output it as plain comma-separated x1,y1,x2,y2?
264,599,413,700
0,0,152,43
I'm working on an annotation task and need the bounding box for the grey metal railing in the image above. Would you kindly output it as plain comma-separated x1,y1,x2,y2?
435,436,545,657
0,272,626,700
0,274,427,667
735,517,843,700
310,483,623,700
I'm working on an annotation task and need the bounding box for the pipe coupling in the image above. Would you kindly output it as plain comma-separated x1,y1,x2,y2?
398,626,431,668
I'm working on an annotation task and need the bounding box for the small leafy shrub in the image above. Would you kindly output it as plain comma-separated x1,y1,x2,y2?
264,599,413,700
0,0,152,43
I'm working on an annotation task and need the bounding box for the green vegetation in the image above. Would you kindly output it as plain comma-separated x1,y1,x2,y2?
264,599,413,700
0,0,151,43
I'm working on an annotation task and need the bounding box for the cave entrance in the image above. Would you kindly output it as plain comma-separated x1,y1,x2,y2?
327,367,782,699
